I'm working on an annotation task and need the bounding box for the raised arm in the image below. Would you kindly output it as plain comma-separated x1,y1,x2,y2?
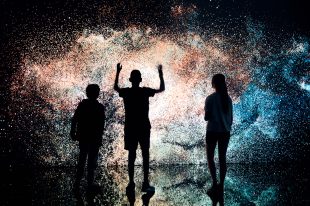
155,64,165,93
114,63,122,92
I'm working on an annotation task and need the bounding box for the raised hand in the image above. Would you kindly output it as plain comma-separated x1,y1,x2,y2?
117,63,122,73
114,63,122,91
158,64,163,76
156,64,165,93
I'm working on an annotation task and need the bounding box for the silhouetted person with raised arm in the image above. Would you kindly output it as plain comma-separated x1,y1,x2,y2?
204,74,233,205
114,63,165,193
70,84,105,193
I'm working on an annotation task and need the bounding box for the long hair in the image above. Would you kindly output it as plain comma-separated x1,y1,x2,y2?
212,74,229,113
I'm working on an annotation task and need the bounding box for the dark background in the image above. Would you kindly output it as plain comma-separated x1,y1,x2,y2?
1,0,310,67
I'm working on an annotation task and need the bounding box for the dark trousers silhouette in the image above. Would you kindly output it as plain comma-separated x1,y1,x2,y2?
128,147,149,183
206,131,230,206
206,131,230,187
75,142,100,187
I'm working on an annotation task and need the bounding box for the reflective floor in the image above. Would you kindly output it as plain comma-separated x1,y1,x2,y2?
2,164,309,205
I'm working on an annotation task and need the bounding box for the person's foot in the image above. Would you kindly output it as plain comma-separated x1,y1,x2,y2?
126,182,136,205
207,184,218,199
141,182,155,192
217,183,224,206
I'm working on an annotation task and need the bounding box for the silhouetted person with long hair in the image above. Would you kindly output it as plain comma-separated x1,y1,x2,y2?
70,84,105,193
114,63,165,192
204,74,233,205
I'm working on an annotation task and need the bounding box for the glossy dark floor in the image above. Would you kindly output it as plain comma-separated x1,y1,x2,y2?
2,164,309,205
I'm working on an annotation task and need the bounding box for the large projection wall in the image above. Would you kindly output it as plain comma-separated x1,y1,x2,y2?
7,2,309,166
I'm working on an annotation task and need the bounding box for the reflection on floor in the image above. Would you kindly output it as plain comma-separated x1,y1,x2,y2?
3,164,309,205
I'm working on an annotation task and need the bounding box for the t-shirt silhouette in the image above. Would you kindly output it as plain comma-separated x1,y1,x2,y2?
205,92,233,132
73,99,105,144
119,87,156,131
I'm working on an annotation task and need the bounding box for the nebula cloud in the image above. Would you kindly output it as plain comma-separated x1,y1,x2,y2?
9,13,309,165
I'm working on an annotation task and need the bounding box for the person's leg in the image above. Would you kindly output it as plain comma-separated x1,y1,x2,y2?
141,145,154,192
140,129,151,184
75,143,88,187
206,132,218,187
140,130,154,192
217,133,229,206
128,149,136,184
141,147,150,183
218,133,230,188
87,145,100,187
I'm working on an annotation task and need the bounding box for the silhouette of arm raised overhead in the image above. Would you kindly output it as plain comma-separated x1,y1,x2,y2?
154,64,165,93
114,63,122,92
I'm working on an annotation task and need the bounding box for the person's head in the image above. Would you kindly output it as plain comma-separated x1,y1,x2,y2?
129,70,142,87
86,84,100,99
211,73,230,113
212,73,226,92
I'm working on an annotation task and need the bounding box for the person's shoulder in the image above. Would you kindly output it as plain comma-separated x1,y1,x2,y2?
119,87,130,94
76,99,89,111
142,87,156,92
118,87,130,97
97,101,104,107
79,99,88,106
205,93,217,105
206,92,217,100
98,102,105,112
120,87,130,91
228,95,233,103
142,87,156,95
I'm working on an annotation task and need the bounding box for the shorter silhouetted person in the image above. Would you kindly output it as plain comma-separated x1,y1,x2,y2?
204,74,233,205
114,63,165,192
70,84,105,193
